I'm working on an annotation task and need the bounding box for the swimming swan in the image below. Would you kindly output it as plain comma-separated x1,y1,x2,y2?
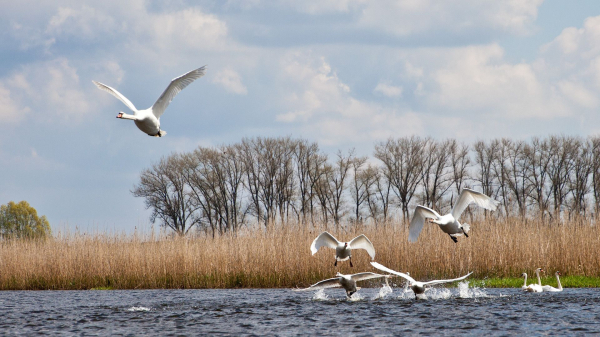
293,272,389,297
523,268,543,292
311,231,375,267
370,262,472,299
542,271,563,292
93,66,206,137
409,188,499,243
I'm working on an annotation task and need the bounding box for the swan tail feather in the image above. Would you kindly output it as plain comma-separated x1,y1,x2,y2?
462,223,470,234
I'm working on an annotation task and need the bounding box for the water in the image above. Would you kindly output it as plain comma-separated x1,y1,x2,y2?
0,285,599,336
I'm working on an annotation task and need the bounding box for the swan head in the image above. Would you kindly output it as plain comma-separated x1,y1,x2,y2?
344,242,348,248
521,273,527,277
556,271,561,276
116,112,136,120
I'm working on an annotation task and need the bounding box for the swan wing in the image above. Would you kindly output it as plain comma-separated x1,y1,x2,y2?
422,272,473,286
310,231,339,255
151,66,206,118
408,206,441,242
92,80,138,113
292,277,341,291
370,262,416,284
451,188,499,220
348,234,376,259
350,272,388,282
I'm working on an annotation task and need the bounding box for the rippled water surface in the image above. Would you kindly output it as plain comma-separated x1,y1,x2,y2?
1,285,599,336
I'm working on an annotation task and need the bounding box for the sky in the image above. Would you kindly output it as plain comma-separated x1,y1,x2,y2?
1,0,600,234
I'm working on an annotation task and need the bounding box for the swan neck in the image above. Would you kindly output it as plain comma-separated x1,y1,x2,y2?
556,274,562,290
535,270,542,286
522,274,527,287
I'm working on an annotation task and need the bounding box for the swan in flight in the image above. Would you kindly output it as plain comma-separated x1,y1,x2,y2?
409,188,499,243
542,271,563,292
293,272,389,298
370,262,472,299
522,268,544,292
311,231,375,267
93,66,206,137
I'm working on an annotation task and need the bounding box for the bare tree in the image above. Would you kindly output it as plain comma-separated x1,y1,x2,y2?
133,153,199,236
504,140,530,219
349,155,369,224
547,136,577,219
568,138,592,217
524,137,552,219
449,140,471,194
591,136,600,218
420,138,453,211
375,136,425,222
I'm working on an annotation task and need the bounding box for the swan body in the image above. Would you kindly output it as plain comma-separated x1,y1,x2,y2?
293,272,389,297
542,271,563,292
311,231,375,267
93,66,206,137
409,188,499,243
523,268,544,292
371,262,472,299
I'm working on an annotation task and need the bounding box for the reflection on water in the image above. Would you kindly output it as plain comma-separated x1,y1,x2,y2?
0,286,599,335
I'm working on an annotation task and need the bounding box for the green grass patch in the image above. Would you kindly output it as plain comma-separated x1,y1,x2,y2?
471,276,600,288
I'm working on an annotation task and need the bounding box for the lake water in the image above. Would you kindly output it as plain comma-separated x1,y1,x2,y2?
0,284,598,336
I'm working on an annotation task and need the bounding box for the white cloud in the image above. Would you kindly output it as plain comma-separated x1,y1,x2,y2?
374,82,403,98
0,85,29,124
276,53,423,145
213,68,248,94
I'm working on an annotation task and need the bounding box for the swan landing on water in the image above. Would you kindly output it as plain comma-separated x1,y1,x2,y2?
93,66,206,137
293,272,389,298
408,188,499,243
310,231,376,267
370,262,472,299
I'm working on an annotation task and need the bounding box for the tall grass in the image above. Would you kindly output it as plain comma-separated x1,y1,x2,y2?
0,218,599,290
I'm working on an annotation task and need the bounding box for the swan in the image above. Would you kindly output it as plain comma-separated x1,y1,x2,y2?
521,273,530,290
542,271,563,292
311,231,375,267
409,188,499,243
293,272,390,298
523,268,543,292
370,262,472,299
93,66,206,137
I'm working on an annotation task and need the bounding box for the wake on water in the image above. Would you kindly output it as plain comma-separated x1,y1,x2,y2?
308,282,491,301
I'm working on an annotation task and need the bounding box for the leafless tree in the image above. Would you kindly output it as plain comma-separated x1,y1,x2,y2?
132,153,199,236
420,138,453,211
375,136,425,222
503,140,530,219
524,137,552,219
349,155,369,224
567,138,592,217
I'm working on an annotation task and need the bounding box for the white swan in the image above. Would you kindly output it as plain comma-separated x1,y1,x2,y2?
409,188,499,243
93,66,206,137
542,271,563,292
521,273,530,290
370,262,472,299
311,231,375,267
523,268,543,292
293,272,389,297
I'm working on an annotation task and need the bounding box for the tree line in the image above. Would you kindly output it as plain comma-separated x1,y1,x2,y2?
133,135,600,236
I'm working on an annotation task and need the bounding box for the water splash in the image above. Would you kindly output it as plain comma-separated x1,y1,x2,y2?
423,288,452,300
348,292,364,301
127,306,151,312
458,281,488,298
312,289,329,301
373,284,393,300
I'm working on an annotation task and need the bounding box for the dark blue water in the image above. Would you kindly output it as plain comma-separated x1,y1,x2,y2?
0,285,598,336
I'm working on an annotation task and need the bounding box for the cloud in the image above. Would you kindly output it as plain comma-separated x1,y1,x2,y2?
0,84,29,124
275,53,423,145
0,58,93,124
213,68,248,94
374,82,403,98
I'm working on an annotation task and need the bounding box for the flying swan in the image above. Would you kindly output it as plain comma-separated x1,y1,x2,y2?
93,66,206,137
370,262,472,299
542,271,563,292
522,268,544,292
408,188,499,243
311,231,376,267
293,272,389,298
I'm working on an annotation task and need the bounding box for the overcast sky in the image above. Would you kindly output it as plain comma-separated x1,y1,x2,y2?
1,0,600,233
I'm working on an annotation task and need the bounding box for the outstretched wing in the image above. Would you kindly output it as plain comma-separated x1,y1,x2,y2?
370,262,416,284
422,272,473,286
350,272,388,283
451,188,499,220
151,66,206,118
310,231,339,255
408,205,441,243
92,80,138,113
348,234,376,259
292,277,341,291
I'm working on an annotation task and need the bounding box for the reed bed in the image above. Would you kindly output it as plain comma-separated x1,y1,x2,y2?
0,218,599,290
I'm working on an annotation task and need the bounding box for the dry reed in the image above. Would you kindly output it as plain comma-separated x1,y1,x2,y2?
0,218,599,290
